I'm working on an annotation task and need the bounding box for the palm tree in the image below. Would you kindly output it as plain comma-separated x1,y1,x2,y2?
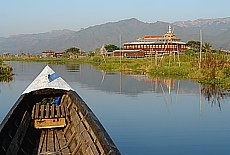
204,42,212,53
204,42,212,59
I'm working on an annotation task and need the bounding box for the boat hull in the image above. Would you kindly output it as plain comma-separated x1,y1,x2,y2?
0,89,120,155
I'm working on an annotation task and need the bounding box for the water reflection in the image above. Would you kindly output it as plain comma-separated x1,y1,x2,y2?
65,63,80,72
2,61,230,110
127,73,230,111
201,84,228,111
0,76,12,82
0,77,12,94
2,62,230,154
159,79,174,116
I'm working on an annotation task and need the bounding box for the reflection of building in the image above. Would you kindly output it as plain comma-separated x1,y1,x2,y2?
164,79,174,90
123,26,187,56
164,79,175,94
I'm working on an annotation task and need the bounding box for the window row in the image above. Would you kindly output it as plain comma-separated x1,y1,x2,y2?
124,44,185,49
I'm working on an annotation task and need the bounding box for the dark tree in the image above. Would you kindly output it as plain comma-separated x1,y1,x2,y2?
104,44,120,52
63,47,80,58
186,40,201,52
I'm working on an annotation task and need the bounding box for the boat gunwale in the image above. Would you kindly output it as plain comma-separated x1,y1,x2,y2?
67,90,121,154
0,94,25,132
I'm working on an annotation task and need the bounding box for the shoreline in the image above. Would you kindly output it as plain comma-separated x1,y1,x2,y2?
1,55,230,90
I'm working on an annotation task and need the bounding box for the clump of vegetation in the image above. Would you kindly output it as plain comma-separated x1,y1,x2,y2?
0,61,13,82
190,43,230,89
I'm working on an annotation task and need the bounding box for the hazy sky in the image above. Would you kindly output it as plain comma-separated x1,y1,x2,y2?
1,0,229,37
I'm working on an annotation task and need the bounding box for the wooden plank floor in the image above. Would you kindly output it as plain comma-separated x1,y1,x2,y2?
37,129,71,155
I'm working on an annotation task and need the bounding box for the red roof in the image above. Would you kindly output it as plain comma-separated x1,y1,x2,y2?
144,36,162,39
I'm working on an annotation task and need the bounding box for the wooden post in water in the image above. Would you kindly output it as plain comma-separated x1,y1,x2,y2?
155,50,157,66
199,30,202,68
120,34,122,71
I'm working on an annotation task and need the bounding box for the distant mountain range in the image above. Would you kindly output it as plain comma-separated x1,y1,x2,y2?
1,17,230,54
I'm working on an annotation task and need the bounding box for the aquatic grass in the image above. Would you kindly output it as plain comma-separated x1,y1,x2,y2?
0,60,13,82
147,65,192,79
2,53,230,89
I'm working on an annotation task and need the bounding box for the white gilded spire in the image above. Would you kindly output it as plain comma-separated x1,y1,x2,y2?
168,25,172,33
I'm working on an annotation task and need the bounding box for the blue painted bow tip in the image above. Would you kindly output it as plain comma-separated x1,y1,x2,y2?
48,73,59,82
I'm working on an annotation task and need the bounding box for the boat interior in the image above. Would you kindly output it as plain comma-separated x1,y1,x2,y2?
0,89,120,155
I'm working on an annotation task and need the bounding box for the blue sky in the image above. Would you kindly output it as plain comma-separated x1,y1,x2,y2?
1,0,230,37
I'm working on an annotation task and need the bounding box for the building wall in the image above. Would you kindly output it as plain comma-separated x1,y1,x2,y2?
113,50,145,58
124,43,187,55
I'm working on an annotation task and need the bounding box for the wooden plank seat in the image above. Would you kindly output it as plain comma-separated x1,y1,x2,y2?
37,129,71,155
32,103,67,129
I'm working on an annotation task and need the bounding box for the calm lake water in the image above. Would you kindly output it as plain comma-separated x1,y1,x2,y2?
1,61,230,155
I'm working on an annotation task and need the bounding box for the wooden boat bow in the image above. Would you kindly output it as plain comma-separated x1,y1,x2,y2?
0,65,120,155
